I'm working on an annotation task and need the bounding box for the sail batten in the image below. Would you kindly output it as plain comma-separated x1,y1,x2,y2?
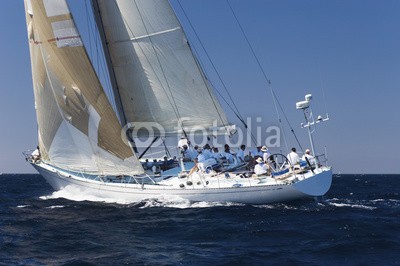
92,0,232,136
24,0,144,175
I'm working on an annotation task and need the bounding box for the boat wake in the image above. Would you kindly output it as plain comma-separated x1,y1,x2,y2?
39,185,244,209
39,186,138,205
136,196,244,209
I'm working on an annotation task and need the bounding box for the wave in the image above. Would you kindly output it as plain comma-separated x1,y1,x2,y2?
325,197,400,210
327,202,377,210
45,205,65,209
16,205,30,208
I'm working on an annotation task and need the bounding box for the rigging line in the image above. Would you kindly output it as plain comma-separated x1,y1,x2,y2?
271,89,304,152
92,0,134,130
162,138,172,158
176,0,243,131
133,0,227,138
105,1,187,153
175,5,249,141
112,1,182,128
200,78,257,143
84,0,93,61
86,0,114,107
209,81,257,144
173,1,228,132
270,86,289,154
227,0,299,149
226,0,271,85
138,137,159,159
224,0,271,145
195,61,258,143
190,44,229,131
318,62,329,115
132,0,185,127
127,1,192,150
212,85,246,122
176,0,241,116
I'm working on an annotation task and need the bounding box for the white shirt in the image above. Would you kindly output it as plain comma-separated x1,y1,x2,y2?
287,151,300,165
32,149,40,157
254,163,267,175
178,138,188,149
302,154,316,165
262,151,271,162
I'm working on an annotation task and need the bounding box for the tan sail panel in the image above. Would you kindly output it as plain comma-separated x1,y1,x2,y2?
24,0,144,175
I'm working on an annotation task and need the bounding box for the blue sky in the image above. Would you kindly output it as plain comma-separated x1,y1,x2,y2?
0,0,399,174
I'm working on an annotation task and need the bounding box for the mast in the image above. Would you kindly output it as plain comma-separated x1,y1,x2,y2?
91,0,138,153
91,0,126,127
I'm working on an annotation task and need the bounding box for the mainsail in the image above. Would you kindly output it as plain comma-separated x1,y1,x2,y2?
24,0,144,175
92,0,232,136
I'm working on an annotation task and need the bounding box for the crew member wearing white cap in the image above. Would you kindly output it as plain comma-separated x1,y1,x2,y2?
254,157,268,175
302,149,316,166
261,145,270,163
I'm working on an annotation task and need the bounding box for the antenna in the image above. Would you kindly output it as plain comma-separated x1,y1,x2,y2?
296,94,329,169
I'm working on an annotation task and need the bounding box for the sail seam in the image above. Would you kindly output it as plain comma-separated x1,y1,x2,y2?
48,35,81,43
128,0,184,127
115,27,181,43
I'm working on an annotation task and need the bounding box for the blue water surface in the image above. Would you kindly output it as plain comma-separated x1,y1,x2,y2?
0,174,399,265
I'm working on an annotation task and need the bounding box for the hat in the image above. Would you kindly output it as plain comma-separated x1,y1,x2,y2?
305,149,311,154
261,146,268,152
256,157,263,163
180,135,185,139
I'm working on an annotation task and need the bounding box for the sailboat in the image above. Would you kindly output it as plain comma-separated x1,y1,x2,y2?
23,0,332,204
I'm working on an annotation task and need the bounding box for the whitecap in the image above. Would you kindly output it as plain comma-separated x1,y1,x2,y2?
329,202,376,210
16,205,30,208
46,205,65,209
254,204,278,209
371,199,386,203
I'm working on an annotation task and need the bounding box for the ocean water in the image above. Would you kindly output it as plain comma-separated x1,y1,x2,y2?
0,174,399,265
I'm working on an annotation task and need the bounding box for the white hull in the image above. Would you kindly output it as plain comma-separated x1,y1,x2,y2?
32,163,332,204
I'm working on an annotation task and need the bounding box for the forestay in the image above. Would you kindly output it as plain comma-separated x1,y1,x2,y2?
24,0,144,175
92,0,233,136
